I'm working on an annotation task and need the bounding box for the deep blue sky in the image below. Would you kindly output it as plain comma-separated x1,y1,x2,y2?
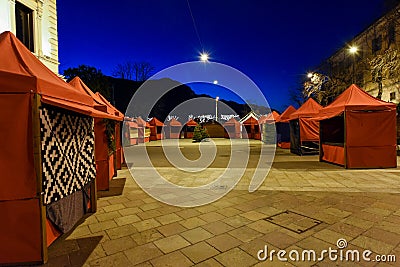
58,0,384,112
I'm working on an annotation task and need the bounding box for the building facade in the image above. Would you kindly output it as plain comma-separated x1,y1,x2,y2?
317,3,400,104
0,0,59,74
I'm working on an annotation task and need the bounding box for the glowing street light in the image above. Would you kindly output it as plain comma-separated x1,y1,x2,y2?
307,72,313,78
349,46,358,54
349,45,358,84
213,80,218,84
200,52,209,62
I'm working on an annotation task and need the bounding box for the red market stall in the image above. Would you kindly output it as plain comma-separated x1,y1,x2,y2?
223,118,241,139
240,111,260,139
124,117,139,145
149,117,164,140
259,111,280,144
166,118,182,139
289,99,323,155
95,93,125,170
184,118,198,138
0,32,97,265
136,117,150,143
69,77,123,191
276,106,297,148
315,84,397,168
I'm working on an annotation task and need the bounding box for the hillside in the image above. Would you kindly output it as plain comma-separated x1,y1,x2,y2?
108,77,271,121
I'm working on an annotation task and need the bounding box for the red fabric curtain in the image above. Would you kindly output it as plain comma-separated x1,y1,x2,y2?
0,199,42,263
299,118,319,142
0,93,36,200
321,144,345,166
345,110,397,168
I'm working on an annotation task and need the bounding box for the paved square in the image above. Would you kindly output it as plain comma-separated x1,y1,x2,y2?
41,140,400,266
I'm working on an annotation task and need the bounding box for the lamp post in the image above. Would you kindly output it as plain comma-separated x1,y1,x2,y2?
215,96,219,122
349,46,358,84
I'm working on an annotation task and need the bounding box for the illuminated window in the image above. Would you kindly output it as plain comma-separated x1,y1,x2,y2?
15,2,34,52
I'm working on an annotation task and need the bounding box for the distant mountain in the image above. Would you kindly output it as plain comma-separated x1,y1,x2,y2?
108,77,272,122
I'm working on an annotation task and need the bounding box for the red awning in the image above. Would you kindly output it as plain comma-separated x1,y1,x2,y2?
0,31,93,115
185,119,198,126
149,117,164,126
276,105,296,123
259,111,280,124
289,98,322,120
314,84,396,120
95,92,124,121
69,77,121,120
167,118,182,126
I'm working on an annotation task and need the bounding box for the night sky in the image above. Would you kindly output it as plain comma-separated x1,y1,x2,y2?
58,0,384,112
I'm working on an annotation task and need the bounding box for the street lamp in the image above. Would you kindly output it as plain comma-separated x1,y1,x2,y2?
215,96,219,122
349,45,358,84
200,52,209,62
349,46,358,54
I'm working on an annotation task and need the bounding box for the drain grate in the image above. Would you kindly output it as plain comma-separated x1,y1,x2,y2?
264,210,322,234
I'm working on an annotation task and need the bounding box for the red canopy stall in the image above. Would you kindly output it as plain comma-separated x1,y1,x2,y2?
166,118,182,139
223,118,241,139
0,32,97,265
136,117,150,143
289,99,323,155
149,117,164,140
276,106,296,148
240,112,260,139
95,93,125,170
184,118,198,138
315,84,397,168
259,111,280,144
124,117,139,145
69,77,123,191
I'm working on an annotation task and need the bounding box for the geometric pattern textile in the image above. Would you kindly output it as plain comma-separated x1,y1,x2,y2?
40,105,96,205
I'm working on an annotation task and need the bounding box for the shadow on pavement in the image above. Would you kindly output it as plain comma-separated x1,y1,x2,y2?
97,178,126,198
40,236,102,267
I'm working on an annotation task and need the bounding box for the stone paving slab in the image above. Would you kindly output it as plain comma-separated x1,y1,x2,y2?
40,141,400,266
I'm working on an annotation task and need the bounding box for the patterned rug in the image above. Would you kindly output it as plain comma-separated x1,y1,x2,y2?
40,105,96,205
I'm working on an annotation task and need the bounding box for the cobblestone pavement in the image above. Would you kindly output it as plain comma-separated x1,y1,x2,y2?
41,139,400,267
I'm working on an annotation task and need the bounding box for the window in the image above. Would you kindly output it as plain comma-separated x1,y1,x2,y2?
15,2,34,52
388,23,396,46
372,35,382,53
390,92,396,101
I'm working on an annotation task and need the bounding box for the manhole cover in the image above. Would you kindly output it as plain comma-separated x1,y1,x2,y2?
264,210,322,234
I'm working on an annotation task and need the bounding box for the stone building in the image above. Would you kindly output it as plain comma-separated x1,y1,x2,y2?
0,0,59,74
316,2,400,104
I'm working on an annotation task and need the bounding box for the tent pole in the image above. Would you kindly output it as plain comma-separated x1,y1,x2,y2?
90,118,98,213
344,111,348,169
319,120,323,162
32,93,48,263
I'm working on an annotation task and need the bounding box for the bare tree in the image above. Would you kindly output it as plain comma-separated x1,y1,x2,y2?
303,72,348,106
133,62,155,81
112,61,135,80
370,48,400,99
113,61,155,81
